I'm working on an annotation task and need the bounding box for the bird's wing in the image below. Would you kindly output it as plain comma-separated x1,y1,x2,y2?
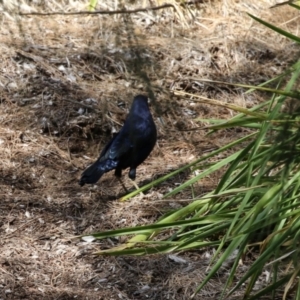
100,127,132,161
99,132,119,158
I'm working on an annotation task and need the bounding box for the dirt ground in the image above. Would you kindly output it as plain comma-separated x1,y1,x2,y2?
0,1,299,299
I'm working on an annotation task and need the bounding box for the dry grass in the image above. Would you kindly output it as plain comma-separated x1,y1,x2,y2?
0,0,299,299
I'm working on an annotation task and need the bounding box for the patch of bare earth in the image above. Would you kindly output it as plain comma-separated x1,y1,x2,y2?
0,0,299,299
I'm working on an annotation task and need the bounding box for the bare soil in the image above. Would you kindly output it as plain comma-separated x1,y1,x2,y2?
0,1,299,299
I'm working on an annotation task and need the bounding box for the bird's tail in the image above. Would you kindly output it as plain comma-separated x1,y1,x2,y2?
79,159,117,186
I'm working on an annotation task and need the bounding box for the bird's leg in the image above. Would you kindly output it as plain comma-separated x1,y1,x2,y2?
115,168,122,178
115,168,129,193
117,176,129,194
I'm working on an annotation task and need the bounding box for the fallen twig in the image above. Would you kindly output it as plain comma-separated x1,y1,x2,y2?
19,3,175,16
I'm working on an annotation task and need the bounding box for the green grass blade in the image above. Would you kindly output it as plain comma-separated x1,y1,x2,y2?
248,13,300,44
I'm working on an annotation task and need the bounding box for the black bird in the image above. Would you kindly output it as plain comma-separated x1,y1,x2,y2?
79,95,157,187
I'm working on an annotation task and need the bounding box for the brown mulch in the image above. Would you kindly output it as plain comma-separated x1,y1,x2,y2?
0,1,299,299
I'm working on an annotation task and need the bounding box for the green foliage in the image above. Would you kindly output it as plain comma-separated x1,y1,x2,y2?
88,0,98,11
83,5,300,299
